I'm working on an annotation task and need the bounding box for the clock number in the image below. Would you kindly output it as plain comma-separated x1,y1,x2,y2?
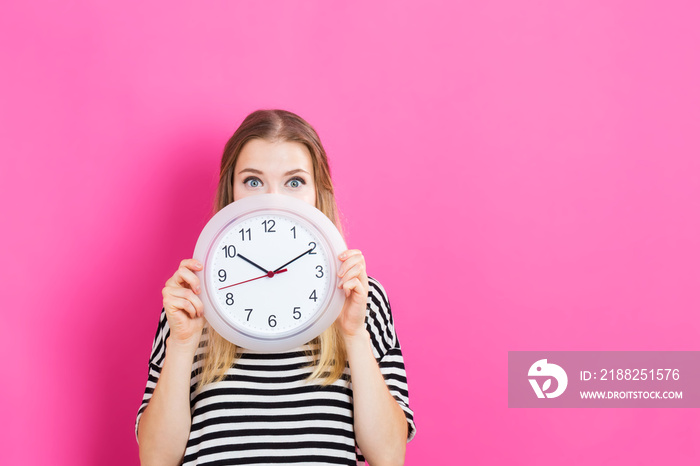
315,265,324,278
309,290,318,302
226,293,234,305
244,308,253,321
239,228,251,241
218,269,227,282
293,307,301,320
291,226,296,239
268,315,277,327
262,219,276,233
308,242,317,255
221,245,237,258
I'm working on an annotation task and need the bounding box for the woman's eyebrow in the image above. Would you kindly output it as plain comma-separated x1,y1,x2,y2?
238,168,264,175
284,169,310,176
237,168,309,176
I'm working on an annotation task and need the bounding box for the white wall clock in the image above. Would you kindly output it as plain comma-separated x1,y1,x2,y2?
193,194,347,352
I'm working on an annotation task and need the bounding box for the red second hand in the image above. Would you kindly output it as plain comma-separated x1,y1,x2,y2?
218,269,288,290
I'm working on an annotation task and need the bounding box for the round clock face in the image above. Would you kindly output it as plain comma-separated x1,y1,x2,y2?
193,194,347,352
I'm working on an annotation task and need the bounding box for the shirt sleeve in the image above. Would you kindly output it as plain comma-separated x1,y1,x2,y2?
135,307,171,443
364,276,417,442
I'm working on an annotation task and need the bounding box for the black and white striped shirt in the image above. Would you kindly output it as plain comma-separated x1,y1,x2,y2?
136,277,416,465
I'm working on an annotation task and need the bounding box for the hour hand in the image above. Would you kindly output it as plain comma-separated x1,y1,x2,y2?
236,254,270,274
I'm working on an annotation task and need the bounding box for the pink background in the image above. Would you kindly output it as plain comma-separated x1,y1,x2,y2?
2,1,699,464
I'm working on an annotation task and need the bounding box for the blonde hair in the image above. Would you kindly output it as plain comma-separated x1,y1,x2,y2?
196,109,347,391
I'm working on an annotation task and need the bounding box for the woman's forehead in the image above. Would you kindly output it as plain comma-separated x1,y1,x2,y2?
236,139,313,174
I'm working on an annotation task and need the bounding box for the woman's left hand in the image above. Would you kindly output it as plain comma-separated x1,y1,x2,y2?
334,249,408,464
335,249,369,339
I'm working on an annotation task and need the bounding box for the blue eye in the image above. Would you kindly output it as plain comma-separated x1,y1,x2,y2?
244,177,261,188
287,177,305,188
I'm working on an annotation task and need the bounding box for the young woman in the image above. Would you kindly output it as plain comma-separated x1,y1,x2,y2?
136,109,416,466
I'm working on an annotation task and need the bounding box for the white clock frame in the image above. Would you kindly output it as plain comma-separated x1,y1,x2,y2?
193,193,347,352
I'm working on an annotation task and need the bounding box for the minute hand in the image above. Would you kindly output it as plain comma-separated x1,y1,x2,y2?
273,247,315,272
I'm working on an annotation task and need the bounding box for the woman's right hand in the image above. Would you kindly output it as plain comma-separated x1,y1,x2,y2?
162,258,206,350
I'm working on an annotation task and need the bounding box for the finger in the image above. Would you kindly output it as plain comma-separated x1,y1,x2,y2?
164,287,204,317
164,295,199,319
180,258,204,271
165,259,203,288
341,277,366,298
168,286,204,309
337,253,365,277
337,262,366,287
176,265,202,293
338,249,363,261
